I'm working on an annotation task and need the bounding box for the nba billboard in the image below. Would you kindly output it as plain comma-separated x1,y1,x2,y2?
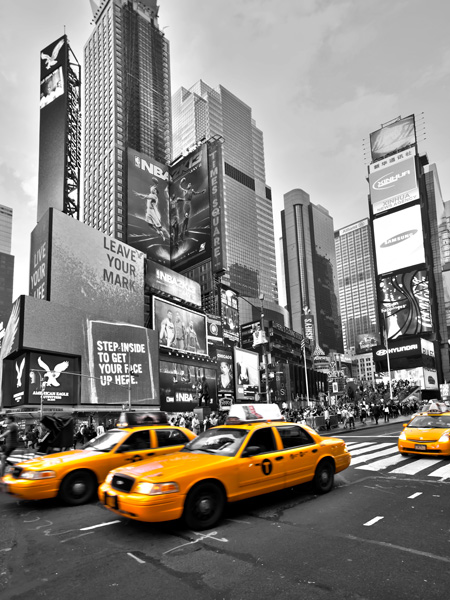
159,360,217,411
153,297,207,356
369,115,416,162
369,150,419,216
373,204,425,275
145,259,201,307
127,149,170,266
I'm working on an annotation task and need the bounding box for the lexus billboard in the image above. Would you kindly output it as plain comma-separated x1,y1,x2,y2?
369,115,416,162
369,150,419,216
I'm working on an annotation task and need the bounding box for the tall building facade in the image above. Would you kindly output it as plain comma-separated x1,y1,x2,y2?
281,189,342,354
0,205,12,254
171,81,278,306
83,0,171,240
335,218,379,355
0,204,14,329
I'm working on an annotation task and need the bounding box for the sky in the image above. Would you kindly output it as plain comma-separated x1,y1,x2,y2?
1,0,450,303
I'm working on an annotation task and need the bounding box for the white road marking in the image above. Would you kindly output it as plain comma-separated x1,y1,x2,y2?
351,446,399,466
164,531,228,555
408,492,423,499
128,553,145,564
390,459,444,475
80,520,121,531
427,464,450,480
363,516,384,526
346,534,450,563
345,442,378,450
350,443,394,456
60,532,94,544
356,454,407,471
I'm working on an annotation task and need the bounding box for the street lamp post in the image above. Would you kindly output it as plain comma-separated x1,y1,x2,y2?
259,294,270,404
302,338,310,405
383,314,394,402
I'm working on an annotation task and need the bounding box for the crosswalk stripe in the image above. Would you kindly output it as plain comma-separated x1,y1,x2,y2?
356,454,408,471
350,443,394,457
427,464,450,479
346,442,378,450
389,459,444,475
350,446,399,466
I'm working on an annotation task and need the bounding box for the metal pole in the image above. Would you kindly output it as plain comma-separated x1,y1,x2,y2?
384,320,393,402
39,375,45,420
260,294,270,404
128,352,132,410
303,342,310,405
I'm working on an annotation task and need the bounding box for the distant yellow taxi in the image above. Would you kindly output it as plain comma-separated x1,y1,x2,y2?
99,404,351,530
398,401,450,457
2,412,195,506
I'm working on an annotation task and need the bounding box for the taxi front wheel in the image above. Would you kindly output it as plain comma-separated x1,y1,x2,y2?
313,461,334,494
184,481,225,530
59,470,97,506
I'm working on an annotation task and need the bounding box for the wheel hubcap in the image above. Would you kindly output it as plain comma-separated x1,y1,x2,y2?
72,481,86,496
198,497,213,515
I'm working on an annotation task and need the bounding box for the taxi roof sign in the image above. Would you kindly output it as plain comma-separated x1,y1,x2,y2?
117,411,168,428
226,404,284,424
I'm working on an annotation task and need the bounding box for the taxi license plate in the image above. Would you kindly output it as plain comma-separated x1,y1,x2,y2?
415,444,427,451
104,492,119,509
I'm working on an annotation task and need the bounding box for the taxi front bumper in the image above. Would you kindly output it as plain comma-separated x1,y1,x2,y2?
1,474,60,501
398,440,450,456
98,482,185,523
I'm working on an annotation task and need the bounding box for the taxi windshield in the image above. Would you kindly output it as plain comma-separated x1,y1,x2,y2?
408,415,450,429
182,427,247,456
83,430,127,452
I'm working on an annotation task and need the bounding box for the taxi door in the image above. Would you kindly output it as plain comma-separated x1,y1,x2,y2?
97,430,154,481
150,428,192,457
237,427,286,496
274,425,319,485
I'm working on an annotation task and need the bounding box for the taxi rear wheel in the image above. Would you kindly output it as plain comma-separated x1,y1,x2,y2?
313,460,334,494
184,481,225,530
59,470,97,506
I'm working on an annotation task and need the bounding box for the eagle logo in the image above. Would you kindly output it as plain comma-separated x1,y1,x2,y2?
37,357,69,387
15,358,25,388
41,38,64,70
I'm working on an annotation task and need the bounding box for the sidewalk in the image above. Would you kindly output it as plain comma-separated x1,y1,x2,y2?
322,414,408,436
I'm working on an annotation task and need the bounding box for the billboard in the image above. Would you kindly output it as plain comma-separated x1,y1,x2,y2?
206,314,223,345
159,360,217,411
355,333,380,354
145,259,201,307
207,139,226,274
221,287,240,343
234,347,259,401
373,204,425,275
379,269,433,339
127,149,170,266
370,115,416,162
169,144,211,270
153,297,207,356
216,347,235,397
301,313,315,347
369,150,419,215
29,214,50,300
86,320,159,405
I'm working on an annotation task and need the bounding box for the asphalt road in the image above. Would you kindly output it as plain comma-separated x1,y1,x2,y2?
1,422,449,600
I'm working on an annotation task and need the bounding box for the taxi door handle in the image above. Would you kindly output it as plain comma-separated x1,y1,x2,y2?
275,456,284,461
146,452,155,456
312,449,318,453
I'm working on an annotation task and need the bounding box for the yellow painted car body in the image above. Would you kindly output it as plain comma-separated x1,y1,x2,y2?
99,416,351,530
398,409,450,457
2,423,196,505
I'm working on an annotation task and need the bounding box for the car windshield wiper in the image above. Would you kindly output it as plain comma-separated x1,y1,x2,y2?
198,448,217,454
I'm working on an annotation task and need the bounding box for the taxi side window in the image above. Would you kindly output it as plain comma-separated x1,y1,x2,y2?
276,425,315,449
156,429,190,448
119,431,151,451
246,428,277,454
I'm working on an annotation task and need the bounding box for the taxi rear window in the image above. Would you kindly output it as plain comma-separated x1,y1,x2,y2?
156,429,190,448
409,415,450,428
276,425,315,448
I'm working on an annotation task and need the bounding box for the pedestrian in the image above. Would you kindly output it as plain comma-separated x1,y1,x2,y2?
96,423,105,437
341,407,349,429
324,407,330,430
348,408,355,429
0,416,19,476
192,414,200,436
384,404,390,423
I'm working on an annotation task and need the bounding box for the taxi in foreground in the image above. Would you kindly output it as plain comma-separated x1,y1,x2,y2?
99,404,351,530
398,401,450,457
1,412,195,505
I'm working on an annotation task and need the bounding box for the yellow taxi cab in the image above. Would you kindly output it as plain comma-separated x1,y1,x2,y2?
98,404,351,530
1,411,196,506
398,401,450,457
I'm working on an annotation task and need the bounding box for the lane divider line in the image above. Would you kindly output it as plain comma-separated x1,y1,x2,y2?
80,520,121,531
408,492,423,499
363,516,384,526
128,552,146,564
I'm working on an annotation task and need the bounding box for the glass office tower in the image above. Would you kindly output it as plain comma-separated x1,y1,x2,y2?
0,204,14,328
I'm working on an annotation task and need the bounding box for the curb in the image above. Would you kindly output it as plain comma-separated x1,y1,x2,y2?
322,417,406,436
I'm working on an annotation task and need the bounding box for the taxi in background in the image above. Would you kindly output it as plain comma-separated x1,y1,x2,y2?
99,404,351,530
398,401,450,457
1,412,196,506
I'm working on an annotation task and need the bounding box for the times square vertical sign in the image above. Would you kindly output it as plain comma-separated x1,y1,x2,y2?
208,139,226,274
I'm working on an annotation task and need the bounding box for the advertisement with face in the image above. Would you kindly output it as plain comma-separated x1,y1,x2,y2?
373,204,425,275
127,149,170,266
370,115,416,162
86,320,159,405
153,297,207,356
379,269,433,339
169,144,210,270
159,360,217,411
216,348,235,395
221,288,240,343
234,347,260,401
369,151,419,216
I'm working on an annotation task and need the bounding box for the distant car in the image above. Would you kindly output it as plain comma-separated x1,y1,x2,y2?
398,402,450,457
1,412,196,506
98,404,351,530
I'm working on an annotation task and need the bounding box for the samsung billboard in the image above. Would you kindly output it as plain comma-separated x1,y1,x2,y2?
369,115,416,162
369,150,419,215
373,204,425,275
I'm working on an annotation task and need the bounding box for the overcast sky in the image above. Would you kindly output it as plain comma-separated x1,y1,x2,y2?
1,0,449,302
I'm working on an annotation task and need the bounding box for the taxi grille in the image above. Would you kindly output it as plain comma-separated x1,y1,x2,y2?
12,467,24,479
408,438,438,443
111,474,135,493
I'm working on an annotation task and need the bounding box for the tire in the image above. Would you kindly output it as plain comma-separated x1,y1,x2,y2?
313,460,334,494
183,481,225,530
59,470,97,506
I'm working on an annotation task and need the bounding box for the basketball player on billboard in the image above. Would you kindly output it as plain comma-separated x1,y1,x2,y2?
134,178,169,241
176,178,206,241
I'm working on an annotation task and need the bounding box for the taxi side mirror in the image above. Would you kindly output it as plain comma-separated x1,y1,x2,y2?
242,446,262,457
402,424,407,427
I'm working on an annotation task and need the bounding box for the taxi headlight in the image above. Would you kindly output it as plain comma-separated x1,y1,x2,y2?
438,432,450,443
134,482,179,496
21,470,56,480
399,431,407,441
105,472,114,484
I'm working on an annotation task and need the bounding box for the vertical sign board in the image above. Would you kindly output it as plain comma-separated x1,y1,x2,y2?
234,347,260,401
216,347,235,398
301,314,315,348
29,214,50,300
207,139,226,274
0,299,21,409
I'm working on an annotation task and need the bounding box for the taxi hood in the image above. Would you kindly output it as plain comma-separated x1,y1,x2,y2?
114,451,228,480
15,449,101,469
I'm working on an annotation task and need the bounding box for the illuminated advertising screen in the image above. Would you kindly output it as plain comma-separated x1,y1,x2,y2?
1,352,28,408
373,204,425,275
369,150,419,215
216,347,235,399
169,144,211,270
153,297,207,356
221,288,240,343
301,313,315,347
370,115,416,161
29,216,50,300
206,314,223,345
380,269,433,339
234,347,259,401
443,270,450,327
207,139,226,274
145,259,201,307
159,360,217,411
355,333,380,355
127,149,170,266
86,320,159,405
241,321,268,349
40,68,64,109
29,352,79,406
47,210,145,325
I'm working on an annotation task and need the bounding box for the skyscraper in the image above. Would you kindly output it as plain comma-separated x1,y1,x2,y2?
0,205,12,254
83,0,171,240
281,189,342,354
171,81,278,307
0,204,14,329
